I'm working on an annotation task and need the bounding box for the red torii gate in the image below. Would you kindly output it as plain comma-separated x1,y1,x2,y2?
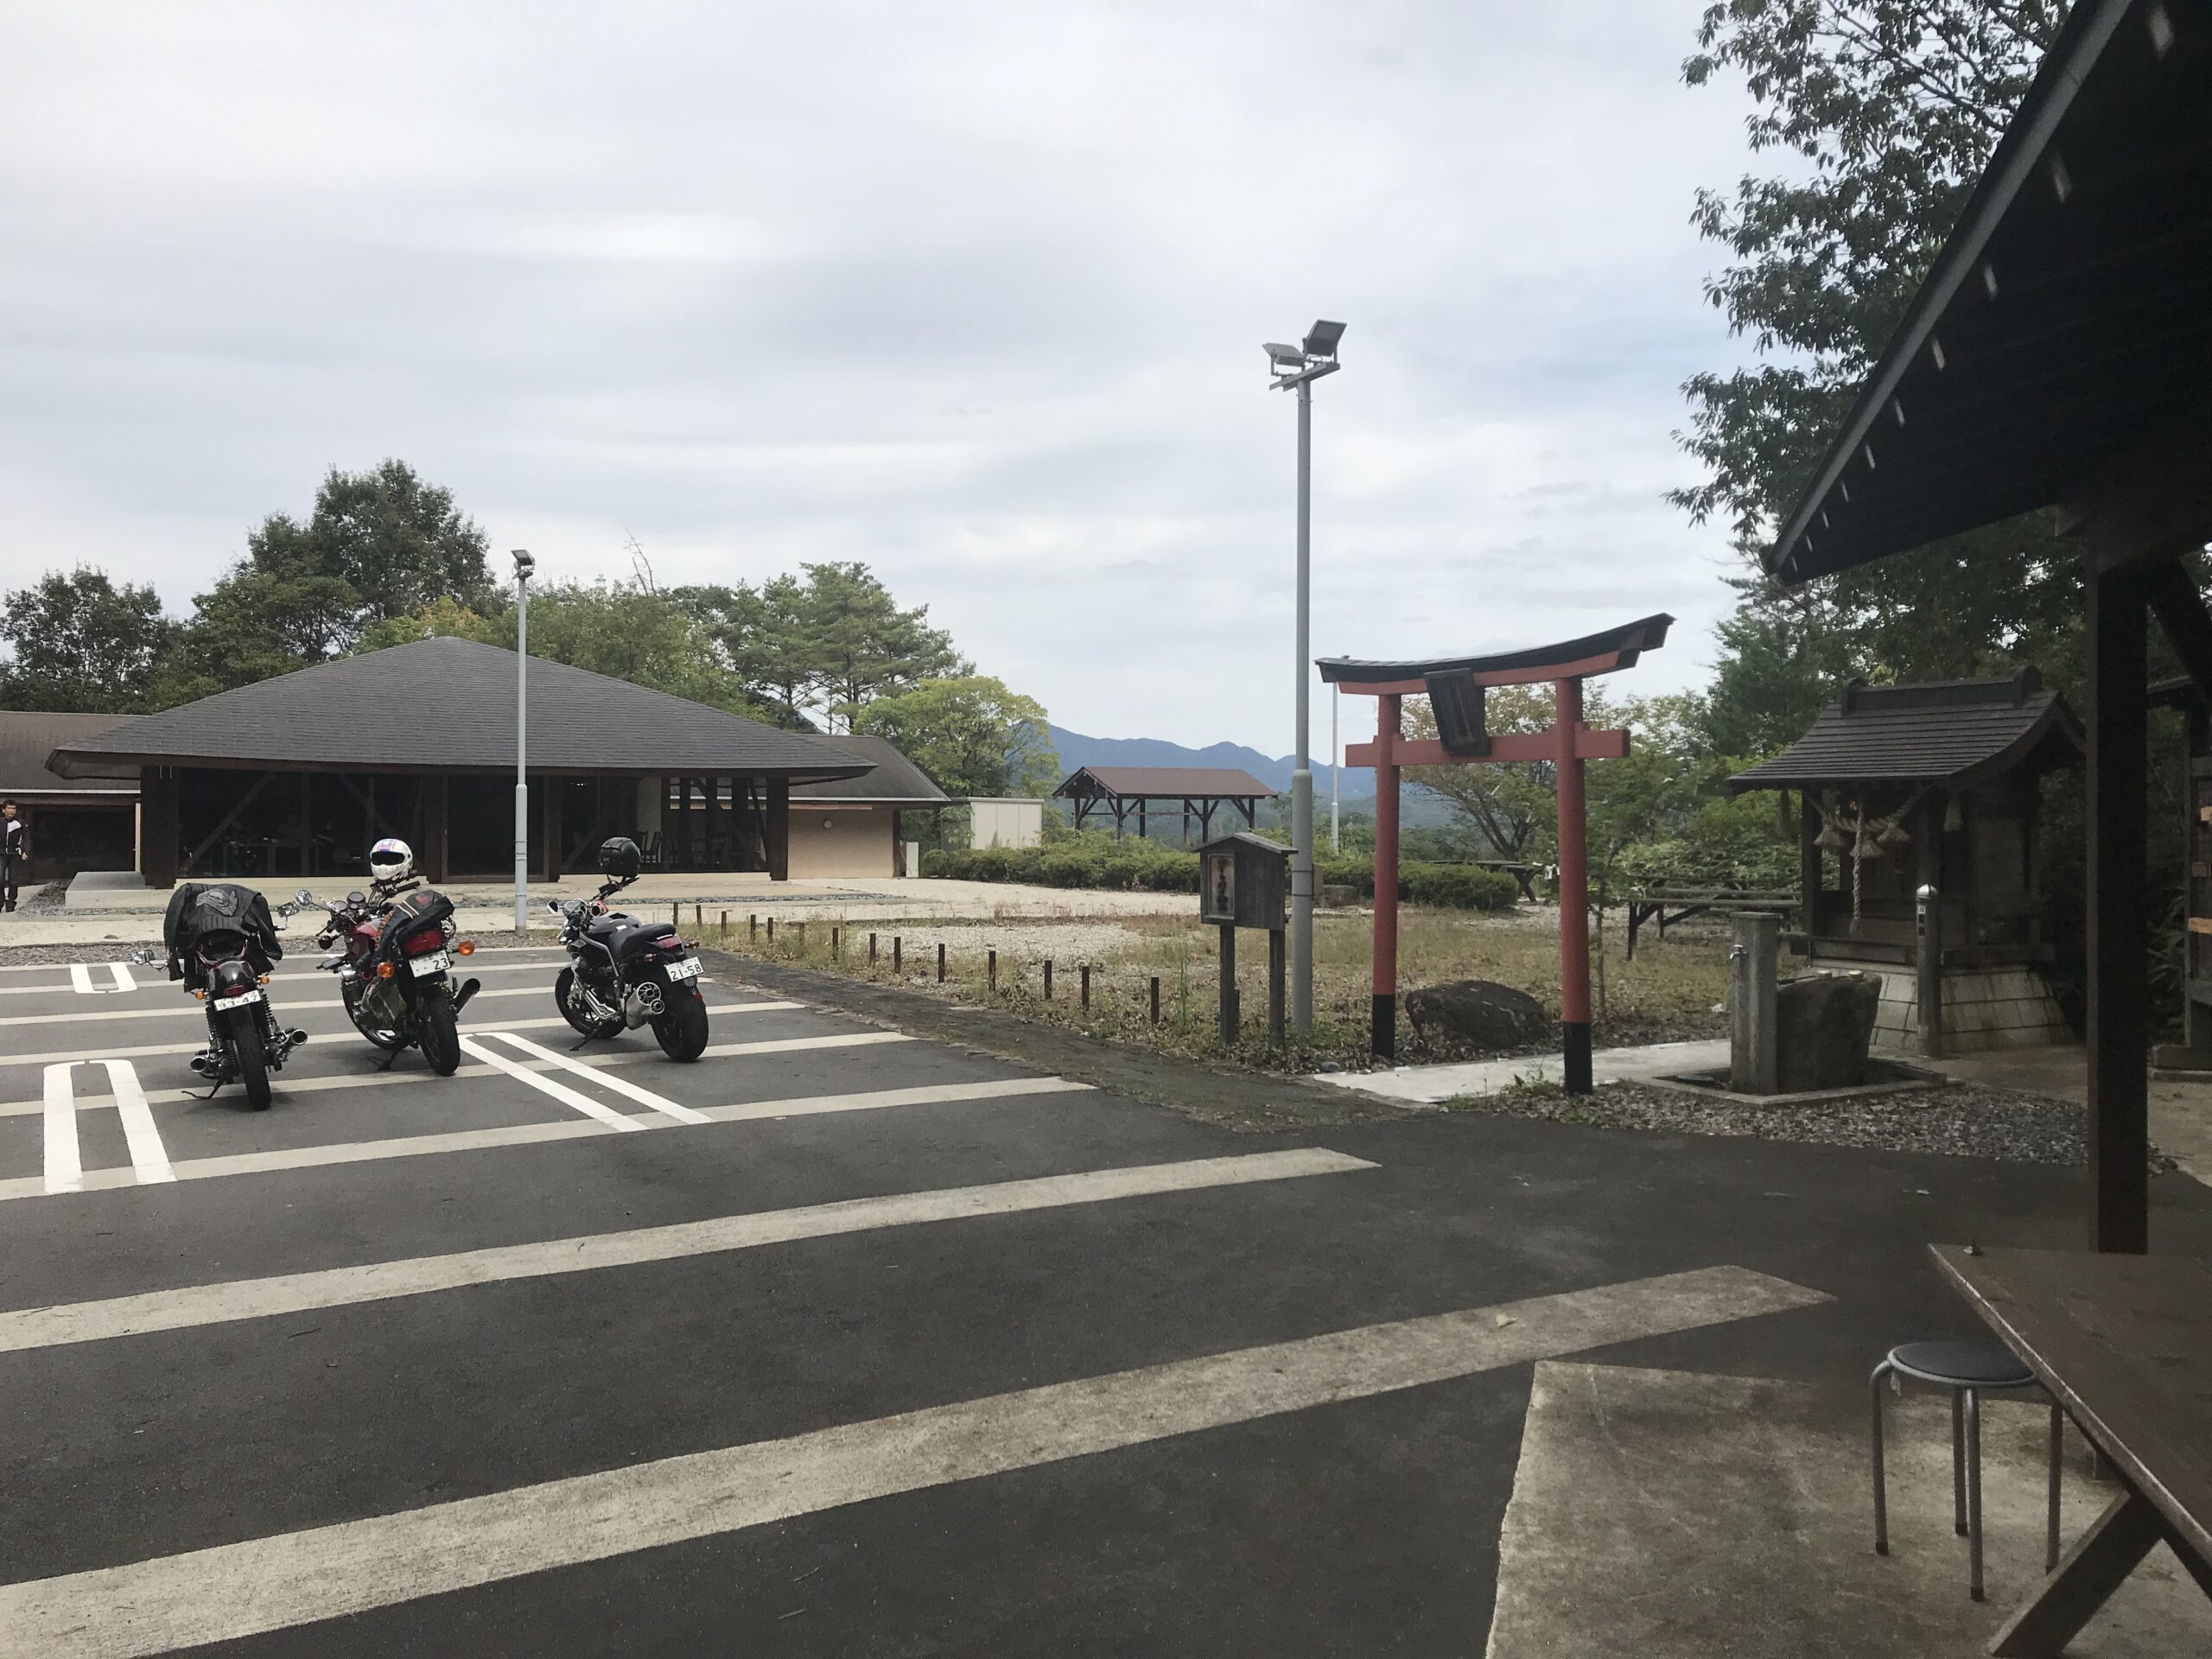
1319,614,1672,1093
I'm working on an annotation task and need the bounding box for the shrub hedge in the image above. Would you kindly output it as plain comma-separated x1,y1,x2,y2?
919,843,1519,910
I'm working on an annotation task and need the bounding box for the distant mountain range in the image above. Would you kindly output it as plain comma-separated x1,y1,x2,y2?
1046,725,1465,831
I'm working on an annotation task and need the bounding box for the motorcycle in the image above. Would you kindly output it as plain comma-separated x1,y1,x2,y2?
550,836,709,1061
291,875,480,1074
156,882,308,1110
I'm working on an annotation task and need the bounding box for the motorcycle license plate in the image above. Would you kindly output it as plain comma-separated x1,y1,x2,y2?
212,989,262,1011
410,951,453,977
664,957,701,982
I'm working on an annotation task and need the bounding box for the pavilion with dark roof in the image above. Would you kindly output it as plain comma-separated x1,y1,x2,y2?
1052,766,1274,843
43,636,867,886
1728,669,2083,1054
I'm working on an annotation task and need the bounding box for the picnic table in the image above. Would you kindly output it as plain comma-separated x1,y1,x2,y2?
1623,882,1795,958
1469,859,1541,902
1931,1244,2212,1655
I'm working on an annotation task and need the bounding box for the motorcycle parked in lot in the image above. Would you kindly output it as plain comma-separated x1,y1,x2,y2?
550,836,709,1061
157,882,308,1110
291,876,480,1074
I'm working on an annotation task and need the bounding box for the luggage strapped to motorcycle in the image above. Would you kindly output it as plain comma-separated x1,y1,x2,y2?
162,882,284,982
372,887,454,967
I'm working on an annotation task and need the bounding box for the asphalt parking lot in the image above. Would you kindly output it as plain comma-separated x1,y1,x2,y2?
0,945,2207,1656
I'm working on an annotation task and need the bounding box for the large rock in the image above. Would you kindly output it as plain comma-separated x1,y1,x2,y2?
1774,972,1880,1091
1405,979,1550,1051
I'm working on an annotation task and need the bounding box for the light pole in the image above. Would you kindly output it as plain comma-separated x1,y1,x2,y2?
512,549,535,934
1264,320,1344,1033
1331,678,1340,855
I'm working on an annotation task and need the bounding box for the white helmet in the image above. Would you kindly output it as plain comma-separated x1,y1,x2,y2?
369,837,414,884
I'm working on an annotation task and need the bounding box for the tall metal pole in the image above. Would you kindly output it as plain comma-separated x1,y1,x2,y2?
1330,680,1340,854
1289,378,1314,1031
512,554,531,934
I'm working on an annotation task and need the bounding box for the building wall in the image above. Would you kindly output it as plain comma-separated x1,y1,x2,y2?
969,798,1043,850
786,804,894,878
1870,967,2072,1053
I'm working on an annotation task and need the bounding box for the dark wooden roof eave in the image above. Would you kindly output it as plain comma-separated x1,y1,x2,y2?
1727,700,2085,796
46,751,874,785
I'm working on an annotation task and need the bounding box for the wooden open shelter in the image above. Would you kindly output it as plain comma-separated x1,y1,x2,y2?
1052,766,1273,844
1763,0,2212,1252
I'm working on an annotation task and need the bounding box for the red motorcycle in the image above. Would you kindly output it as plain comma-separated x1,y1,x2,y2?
291,876,480,1073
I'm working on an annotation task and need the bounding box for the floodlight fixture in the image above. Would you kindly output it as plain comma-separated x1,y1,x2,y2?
1264,342,1306,373
512,548,536,578
1302,319,1346,360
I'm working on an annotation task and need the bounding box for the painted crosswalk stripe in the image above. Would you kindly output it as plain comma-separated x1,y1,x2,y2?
0,1148,1374,1353
478,1030,711,1124
0,1077,1092,1202
67,963,137,995
38,1061,172,1192
454,1034,642,1131
0,1266,1827,1656
0,1003,797,1072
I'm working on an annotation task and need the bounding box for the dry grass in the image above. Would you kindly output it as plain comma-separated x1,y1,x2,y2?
702,902,1736,1075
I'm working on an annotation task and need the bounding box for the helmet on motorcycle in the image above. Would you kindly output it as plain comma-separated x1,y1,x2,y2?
597,836,642,880
369,838,414,884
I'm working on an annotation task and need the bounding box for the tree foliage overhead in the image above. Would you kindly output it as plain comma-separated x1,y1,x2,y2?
1676,2,2075,749
855,677,1058,800
0,568,175,713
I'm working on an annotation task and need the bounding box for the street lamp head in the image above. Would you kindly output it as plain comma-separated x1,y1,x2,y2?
1263,342,1305,374
1301,320,1345,360
511,549,535,579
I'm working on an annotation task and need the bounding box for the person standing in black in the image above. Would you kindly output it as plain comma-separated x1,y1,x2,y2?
0,801,22,912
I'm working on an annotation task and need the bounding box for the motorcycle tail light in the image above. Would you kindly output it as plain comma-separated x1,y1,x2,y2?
401,930,446,957
376,962,397,980
456,939,476,956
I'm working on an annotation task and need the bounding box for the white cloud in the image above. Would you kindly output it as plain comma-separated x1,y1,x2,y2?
0,0,1761,754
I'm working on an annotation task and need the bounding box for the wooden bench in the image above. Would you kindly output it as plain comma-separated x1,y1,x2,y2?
1931,1244,2212,1655
1623,885,1795,958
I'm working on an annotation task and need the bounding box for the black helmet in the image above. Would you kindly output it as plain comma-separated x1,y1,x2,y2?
598,836,642,879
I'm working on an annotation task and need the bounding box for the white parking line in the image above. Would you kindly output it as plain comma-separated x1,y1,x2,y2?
0,1266,1827,1655
0,1005,813,1117
478,1031,710,1125
455,1035,643,1131
67,963,137,995
0,1148,1376,1352
0,1077,1093,1202
38,1060,172,1192
41,1065,82,1195
0,982,560,1030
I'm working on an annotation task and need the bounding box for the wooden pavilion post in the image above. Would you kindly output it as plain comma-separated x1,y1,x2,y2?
1799,791,1822,957
1553,677,1592,1092
2085,559,2150,1254
1371,693,1402,1059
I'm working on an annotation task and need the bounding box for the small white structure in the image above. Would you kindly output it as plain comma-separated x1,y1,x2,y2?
969,797,1044,850
786,736,950,878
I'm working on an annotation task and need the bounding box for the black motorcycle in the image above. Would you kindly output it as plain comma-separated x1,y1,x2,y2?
158,882,308,1110
550,837,709,1061
291,877,480,1075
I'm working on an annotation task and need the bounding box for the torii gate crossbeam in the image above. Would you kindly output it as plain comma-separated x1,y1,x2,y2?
1319,613,1672,1093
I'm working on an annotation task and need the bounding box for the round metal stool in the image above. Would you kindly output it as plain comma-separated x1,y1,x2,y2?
1871,1340,2063,1601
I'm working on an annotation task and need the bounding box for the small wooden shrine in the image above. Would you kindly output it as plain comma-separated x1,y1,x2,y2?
1727,668,2082,1053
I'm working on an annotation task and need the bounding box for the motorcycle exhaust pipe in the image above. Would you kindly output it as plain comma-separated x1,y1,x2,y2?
622,983,664,1028
451,978,482,1016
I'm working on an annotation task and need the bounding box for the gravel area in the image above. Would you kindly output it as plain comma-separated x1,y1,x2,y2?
1449,1078,2177,1169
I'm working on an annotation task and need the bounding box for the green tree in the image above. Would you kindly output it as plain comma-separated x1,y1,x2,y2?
0,568,175,712
855,677,1057,798
802,562,964,729
1675,3,2073,742
669,577,819,728
1404,685,1557,859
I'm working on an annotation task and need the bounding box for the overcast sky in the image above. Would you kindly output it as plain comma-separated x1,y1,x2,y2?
1,1,1761,754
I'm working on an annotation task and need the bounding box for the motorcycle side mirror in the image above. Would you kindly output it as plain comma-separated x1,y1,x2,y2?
127,948,158,966
296,889,315,906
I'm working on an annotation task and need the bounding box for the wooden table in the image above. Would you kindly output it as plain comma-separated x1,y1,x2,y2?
1930,1245,2212,1655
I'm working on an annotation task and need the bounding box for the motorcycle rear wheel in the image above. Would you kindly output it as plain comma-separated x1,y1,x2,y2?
556,968,623,1039
342,981,408,1052
652,990,709,1062
419,993,461,1076
232,1014,272,1110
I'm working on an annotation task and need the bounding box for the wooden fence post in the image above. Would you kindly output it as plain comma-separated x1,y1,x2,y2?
893,936,902,973
937,942,946,982
1044,960,1053,1001
1149,976,1160,1025
868,931,877,965
1080,964,1090,1008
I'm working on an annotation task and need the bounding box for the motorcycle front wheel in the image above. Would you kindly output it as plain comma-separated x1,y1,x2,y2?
418,992,461,1076
652,989,709,1062
231,1013,272,1110
556,968,623,1039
